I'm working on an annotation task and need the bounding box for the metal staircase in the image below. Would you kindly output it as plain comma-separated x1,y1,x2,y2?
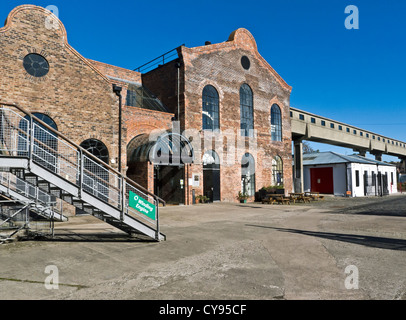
0,170,67,222
0,103,166,241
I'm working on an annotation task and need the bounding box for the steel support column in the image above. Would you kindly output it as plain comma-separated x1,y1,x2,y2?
399,157,406,173
293,139,304,193
373,152,383,162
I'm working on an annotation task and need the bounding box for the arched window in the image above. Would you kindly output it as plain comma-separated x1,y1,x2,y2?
80,139,109,164
19,113,58,150
80,139,109,203
271,104,282,141
272,155,284,186
31,113,58,130
19,113,58,171
240,84,254,137
241,153,255,196
202,85,219,131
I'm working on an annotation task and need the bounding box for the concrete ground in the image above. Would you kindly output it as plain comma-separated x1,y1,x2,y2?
1,194,406,300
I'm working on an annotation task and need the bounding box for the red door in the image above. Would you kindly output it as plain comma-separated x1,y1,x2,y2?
310,167,334,194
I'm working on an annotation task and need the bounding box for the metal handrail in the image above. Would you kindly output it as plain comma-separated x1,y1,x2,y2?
0,171,63,216
133,45,184,73
0,102,166,206
0,204,29,227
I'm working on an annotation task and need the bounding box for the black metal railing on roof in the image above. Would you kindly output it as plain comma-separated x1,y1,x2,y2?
133,45,184,74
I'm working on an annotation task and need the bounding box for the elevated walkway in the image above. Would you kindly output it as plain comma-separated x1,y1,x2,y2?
290,107,406,158
0,103,166,241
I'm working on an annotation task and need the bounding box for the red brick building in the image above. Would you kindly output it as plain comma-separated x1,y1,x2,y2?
0,5,292,209
140,28,293,204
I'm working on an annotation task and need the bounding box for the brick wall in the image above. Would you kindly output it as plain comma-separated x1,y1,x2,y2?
142,60,183,122
88,59,142,84
0,5,120,166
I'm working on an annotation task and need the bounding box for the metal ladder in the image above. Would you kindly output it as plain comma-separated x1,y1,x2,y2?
0,103,166,241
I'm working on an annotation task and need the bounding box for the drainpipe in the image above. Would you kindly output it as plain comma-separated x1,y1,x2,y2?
176,61,181,122
113,84,123,173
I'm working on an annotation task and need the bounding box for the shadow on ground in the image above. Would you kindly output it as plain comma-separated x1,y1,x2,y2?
246,225,406,251
334,196,406,217
22,231,155,243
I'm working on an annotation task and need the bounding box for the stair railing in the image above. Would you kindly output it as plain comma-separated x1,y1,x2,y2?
0,102,165,239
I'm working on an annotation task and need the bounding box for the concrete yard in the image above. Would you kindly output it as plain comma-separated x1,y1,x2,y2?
1,194,406,300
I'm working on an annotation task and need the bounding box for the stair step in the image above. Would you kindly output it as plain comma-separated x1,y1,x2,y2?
24,176,37,184
22,171,38,180
61,195,73,204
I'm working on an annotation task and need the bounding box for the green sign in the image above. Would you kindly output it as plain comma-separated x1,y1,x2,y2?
129,191,156,220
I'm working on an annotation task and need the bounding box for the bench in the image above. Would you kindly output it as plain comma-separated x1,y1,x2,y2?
262,194,291,205
300,196,311,203
288,195,297,204
275,196,291,205
305,192,325,201
261,195,276,205
289,193,311,204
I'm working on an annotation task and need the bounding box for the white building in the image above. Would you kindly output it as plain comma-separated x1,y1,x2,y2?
303,152,397,197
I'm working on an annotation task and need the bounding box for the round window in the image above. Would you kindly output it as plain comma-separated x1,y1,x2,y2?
23,53,50,77
241,56,250,70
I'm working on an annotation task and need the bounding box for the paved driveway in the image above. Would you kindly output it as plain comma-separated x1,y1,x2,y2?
1,194,406,300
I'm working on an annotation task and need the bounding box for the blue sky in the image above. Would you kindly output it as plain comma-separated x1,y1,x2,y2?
2,0,406,161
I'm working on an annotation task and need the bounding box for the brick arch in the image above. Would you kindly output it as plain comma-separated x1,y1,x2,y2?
197,80,224,131
197,80,225,102
238,82,255,134
79,138,110,162
28,110,60,131
269,97,287,116
269,96,290,142
126,123,167,143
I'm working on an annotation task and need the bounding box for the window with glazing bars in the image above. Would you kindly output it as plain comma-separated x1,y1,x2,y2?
19,113,58,172
240,84,254,137
241,153,255,196
271,104,282,141
272,155,283,185
202,85,219,130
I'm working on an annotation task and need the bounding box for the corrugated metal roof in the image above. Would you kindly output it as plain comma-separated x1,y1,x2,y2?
302,152,394,166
